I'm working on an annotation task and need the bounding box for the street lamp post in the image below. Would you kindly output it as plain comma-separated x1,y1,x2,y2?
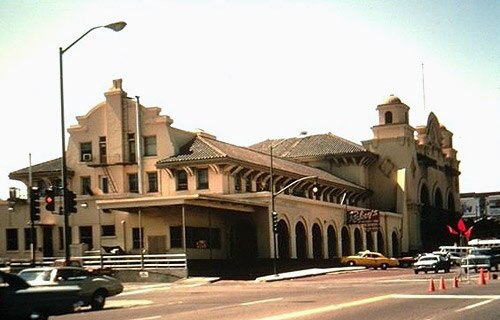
59,21,126,263
269,145,317,277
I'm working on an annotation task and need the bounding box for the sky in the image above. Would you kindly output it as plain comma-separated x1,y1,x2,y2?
1,0,499,199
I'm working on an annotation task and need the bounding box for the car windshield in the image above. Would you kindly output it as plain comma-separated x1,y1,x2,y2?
419,257,437,262
19,270,52,282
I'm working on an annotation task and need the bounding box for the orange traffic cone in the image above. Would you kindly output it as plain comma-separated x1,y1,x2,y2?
439,277,446,290
478,268,486,285
452,276,459,288
428,278,435,292
486,270,491,281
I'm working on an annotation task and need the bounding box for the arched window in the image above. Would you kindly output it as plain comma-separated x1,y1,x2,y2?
384,111,393,124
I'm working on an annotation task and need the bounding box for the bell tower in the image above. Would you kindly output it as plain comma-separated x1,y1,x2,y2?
371,94,414,140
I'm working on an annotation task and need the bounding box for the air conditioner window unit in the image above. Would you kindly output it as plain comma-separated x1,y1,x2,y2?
82,153,92,161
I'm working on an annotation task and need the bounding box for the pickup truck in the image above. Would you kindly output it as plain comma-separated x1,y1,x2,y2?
460,248,500,273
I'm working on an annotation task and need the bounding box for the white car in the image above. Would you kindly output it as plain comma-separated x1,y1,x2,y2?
18,266,123,310
413,254,451,274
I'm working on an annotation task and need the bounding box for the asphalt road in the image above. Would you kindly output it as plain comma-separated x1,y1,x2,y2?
53,267,500,320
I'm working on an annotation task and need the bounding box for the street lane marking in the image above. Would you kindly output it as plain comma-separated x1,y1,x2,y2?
456,299,495,312
130,316,161,320
241,298,283,306
393,294,500,299
256,295,392,320
120,286,172,296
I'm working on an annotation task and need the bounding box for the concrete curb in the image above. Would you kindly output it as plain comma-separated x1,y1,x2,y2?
255,266,366,282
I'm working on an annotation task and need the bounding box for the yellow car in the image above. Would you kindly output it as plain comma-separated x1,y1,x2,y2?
340,250,399,270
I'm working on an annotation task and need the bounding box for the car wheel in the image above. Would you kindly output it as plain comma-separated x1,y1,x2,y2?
381,263,388,270
90,289,107,310
434,268,439,273
348,261,356,266
445,268,450,273
414,270,418,274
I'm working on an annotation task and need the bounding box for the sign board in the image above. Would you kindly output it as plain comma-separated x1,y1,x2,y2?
345,209,380,225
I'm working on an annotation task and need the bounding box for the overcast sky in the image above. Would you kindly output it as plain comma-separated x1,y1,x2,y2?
1,0,499,199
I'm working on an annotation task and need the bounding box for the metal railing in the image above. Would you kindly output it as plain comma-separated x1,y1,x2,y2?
9,253,187,270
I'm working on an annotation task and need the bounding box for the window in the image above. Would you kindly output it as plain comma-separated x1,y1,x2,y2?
59,227,71,250
6,228,18,251
99,136,107,163
143,136,157,156
234,173,242,192
147,171,158,193
79,226,93,250
80,142,92,161
384,111,393,124
128,133,136,163
100,176,109,194
101,225,116,237
81,176,91,195
176,170,188,191
197,168,209,190
132,227,144,249
245,177,252,192
170,226,221,249
128,173,139,193
24,228,37,250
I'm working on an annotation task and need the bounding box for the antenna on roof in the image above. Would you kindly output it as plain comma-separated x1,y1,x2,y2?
421,62,426,111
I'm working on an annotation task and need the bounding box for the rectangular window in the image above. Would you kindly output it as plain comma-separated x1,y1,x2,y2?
81,176,91,195
169,226,221,249
176,170,188,191
132,227,144,249
24,228,37,250
101,225,116,237
59,227,72,250
80,142,92,162
6,228,18,251
197,168,209,190
100,176,109,194
128,173,139,193
128,133,136,163
143,136,157,156
99,136,107,163
147,172,158,193
79,226,93,251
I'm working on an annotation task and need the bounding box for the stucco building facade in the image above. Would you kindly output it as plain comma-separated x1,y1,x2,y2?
1,79,461,266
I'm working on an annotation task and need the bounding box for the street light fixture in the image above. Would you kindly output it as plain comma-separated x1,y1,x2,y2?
269,145,317,277
59,21,126,264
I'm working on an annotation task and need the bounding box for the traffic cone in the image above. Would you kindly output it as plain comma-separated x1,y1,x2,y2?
428,278,435,292
439,277,446,290
478,268,486,285
486,270,491,281
452,276,459,288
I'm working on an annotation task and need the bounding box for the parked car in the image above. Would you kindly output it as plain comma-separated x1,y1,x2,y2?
413,254,451,274
17,266,123,310
0,270,81,320
340,250,399,270
395,256,418,268
460,247,500,273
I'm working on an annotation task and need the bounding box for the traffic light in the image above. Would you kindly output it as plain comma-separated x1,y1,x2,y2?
30,187,41,221
272,211,278,233
45,187,55,212
65,190,77,213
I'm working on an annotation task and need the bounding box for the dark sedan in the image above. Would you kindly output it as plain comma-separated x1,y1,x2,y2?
0,271,82,320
